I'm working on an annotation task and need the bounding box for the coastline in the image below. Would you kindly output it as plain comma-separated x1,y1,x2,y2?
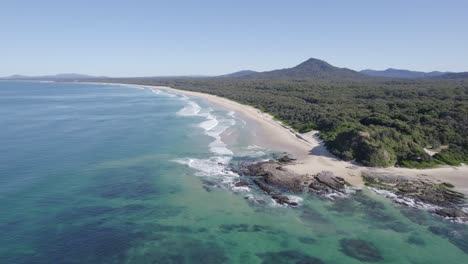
96,82,468,194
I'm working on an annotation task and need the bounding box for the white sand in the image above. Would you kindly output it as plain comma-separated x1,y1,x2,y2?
103,83,468,194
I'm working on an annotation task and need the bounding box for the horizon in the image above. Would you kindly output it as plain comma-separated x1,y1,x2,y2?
1,57,461,78
2,0,468,77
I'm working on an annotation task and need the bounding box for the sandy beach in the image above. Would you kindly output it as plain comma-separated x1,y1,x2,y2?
106,83,468,194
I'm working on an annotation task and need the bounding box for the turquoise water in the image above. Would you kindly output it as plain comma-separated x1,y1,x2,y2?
0,81,466,264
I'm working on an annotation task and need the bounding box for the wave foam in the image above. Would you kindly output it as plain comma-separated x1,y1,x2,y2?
368,187,441,211
177,97,236,156
173,156,237,177
177,101,202,116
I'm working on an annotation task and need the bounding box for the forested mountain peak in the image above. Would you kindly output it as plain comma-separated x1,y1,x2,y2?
293,58,335,70
233,58,365,80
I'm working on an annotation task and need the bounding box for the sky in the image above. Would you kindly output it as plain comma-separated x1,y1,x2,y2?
1,0,467,77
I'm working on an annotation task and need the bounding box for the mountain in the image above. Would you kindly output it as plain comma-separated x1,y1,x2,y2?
229,58,365,80
360,68,449,79
1,73,102,80
436,72,468,79
3,74,29,79
218,70,258,78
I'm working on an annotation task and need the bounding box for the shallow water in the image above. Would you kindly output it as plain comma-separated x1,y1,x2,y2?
0,81,467,263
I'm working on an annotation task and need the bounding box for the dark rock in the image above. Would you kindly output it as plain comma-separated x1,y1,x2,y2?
243,161,304,193
309,171,348,195
219,224,250,233
395,181,465,207
254,179,275,194
385,221,412,233
238,159,347,205
441,182,455,188
90,166,168,200
407,234,425,246
355,193,386,211
399,207,431,226
147,239,228,264
340,238,383,262
428,226,451,236
33,221,142,264
271,193,298,207
298,237,317,245
256,250,324,264
315,172,345,190
218,224,277,234
362,172,467,222
328,198,356,215
434,207,468,221
308,171,349,196
428,225,468,254
253,179,298,206
277,155,297,163
234,180,249,187
251,225,276,234
300,206,329,224
366,210,396,223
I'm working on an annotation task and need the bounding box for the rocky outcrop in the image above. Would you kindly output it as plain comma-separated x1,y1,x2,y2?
362,172,467,222
252,179,299,206
308,171,348,196
236,155,350,205
434,208,468,220
236,157,306,193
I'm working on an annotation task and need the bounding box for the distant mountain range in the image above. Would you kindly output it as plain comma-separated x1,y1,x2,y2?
3,59,467,81
1,73,103,80
219,58,467,80
218,70,258,78
436,72,468,79
359,68,450,78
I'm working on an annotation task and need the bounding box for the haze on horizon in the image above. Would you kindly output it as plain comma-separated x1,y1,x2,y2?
1,0,467,77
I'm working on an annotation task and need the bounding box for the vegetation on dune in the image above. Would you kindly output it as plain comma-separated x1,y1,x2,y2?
83,76,468,168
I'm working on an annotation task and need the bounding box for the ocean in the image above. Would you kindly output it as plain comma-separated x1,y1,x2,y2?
0,81,466,263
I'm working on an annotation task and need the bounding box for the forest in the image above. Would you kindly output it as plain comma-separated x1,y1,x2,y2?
86,77,468,168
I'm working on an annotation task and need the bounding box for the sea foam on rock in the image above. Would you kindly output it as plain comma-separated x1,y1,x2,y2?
235,155,351,207
363,172,468,223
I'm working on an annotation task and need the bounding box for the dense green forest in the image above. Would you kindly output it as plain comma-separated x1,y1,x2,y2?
84,77,468,168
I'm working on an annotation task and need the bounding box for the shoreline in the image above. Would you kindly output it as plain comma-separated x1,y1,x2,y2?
94,82,468,194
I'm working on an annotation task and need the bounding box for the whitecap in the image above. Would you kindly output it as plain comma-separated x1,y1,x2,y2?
199,114,218,131
176,97,236,156
232,185,251,193
286,195,304,206
177,101,202,116
173,156,237,177
150,89,177,97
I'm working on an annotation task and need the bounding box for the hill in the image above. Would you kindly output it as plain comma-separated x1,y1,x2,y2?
218,70,258,78
231,58,365,80
437,72,468,79
360,68,449,78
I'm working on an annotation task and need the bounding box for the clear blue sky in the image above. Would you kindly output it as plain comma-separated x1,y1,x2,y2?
1,0,467,76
